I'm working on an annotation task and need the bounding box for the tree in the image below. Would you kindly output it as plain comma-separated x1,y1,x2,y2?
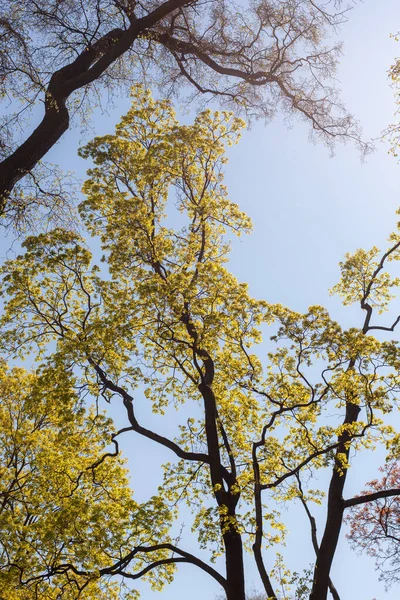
0,362,175,599
346,460,400,588
0,88,399,600
0,0,368,222
384,32,400,157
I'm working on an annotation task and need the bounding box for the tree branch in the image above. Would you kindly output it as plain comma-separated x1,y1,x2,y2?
100,542,227,589
344,488,400,508
361,240,400,333
91,360,212,466
0,0,195,208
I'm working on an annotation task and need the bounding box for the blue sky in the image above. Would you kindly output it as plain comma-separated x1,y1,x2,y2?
3,1,400,599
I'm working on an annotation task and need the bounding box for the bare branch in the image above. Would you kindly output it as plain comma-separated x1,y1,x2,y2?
344,488,400,509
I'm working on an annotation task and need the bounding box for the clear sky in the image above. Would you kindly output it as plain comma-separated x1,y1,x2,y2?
2,1,400,599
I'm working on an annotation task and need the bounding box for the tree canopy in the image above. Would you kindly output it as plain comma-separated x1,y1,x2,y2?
0,0,368,223
346,460,400,589
0,362,175,599
1,87,400,600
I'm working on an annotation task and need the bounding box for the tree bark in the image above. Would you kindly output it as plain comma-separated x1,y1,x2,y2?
0,89,69,208
309,401,360,600
198,377,245,600
224,526,246,600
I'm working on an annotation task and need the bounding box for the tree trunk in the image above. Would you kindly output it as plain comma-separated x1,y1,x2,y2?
309,469,345,600
0,94,69,212
197,378,245,600
309,402,360,600
224,526,246,600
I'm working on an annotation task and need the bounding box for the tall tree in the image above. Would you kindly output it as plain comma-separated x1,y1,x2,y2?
0,88,398,600
0,0,367,221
